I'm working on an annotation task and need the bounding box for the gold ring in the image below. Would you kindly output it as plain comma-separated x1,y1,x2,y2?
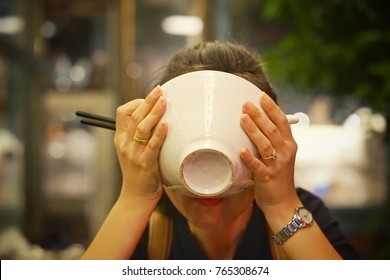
261,148,277,160
133,135,149,145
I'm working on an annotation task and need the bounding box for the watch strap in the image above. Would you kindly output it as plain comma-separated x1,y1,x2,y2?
272,207,311,245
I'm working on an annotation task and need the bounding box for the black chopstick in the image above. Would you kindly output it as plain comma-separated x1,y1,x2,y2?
75,111,116,131
75,111,302,131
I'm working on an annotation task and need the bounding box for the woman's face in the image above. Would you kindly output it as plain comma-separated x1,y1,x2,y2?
163,186,255,230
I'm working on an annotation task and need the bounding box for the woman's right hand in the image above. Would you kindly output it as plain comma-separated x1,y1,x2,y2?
114,86,168,202
81,86,167,259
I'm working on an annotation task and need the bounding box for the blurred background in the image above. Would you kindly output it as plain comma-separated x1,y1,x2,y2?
0,0,389,259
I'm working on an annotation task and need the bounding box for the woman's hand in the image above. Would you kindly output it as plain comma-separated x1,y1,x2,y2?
114,86,168,202
239,93,300,215
81,86,168,260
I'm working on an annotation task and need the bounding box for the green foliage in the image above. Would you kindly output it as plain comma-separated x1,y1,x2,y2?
261,0,390,112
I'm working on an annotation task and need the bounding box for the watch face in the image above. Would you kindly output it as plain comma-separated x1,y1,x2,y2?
298,208,313,224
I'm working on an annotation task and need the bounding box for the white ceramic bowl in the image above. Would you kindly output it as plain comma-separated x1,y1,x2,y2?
159,70,264,197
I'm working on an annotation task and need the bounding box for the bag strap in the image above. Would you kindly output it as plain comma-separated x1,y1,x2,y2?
147,210,173,259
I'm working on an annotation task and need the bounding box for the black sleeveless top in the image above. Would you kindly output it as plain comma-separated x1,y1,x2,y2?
131,188,359,259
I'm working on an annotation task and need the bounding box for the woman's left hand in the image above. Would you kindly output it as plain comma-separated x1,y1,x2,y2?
239,93,300,215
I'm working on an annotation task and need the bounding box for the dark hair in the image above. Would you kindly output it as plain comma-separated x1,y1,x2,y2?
158,41,277,102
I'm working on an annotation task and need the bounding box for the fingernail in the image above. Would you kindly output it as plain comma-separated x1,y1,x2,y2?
157,95,166,105
261,93,271,103
153,85,162,96
242,102,252,112
240,147,248,155
241,114,250,124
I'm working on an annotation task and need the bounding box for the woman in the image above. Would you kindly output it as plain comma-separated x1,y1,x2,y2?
81,41,358,260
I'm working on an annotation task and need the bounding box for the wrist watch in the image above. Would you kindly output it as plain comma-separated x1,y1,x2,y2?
272,207,313,245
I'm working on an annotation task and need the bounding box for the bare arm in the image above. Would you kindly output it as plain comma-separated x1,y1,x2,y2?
81,86,168,259
80,193,158,259
265,201,342,260
240,93,342,260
